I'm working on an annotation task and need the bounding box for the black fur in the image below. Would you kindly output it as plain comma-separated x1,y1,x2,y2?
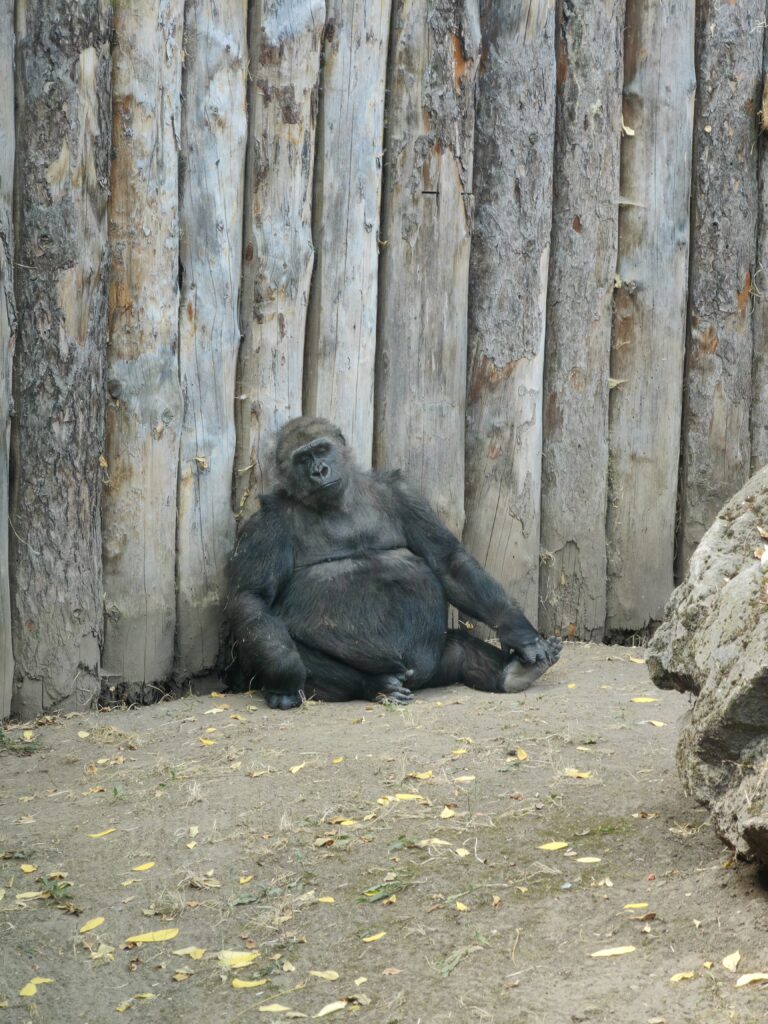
226,417,562,709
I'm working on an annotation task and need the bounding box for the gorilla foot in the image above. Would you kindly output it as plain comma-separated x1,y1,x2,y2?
264,689,304,710
370,674,414,704
500,636,563,694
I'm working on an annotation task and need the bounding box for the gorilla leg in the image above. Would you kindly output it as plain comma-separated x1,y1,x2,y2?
428,631,562,694
295,643,415,704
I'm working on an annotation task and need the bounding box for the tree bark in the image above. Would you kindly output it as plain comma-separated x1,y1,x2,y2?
464,1,555,621
605,0,695,634
11,0,111,717
750,30,768,474
677,0,763,574
375,0,479,537
303,0,391,465
175,0,248,679
102,0,184,701
0,0,14,719
235,0,325,519
538,0,623,640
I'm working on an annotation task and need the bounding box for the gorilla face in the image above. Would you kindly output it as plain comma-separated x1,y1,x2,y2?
275,417,351,509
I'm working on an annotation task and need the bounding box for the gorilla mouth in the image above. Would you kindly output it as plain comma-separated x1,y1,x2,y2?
314,479,342,492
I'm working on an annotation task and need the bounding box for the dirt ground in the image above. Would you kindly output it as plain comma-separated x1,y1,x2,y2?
2,643,768,1024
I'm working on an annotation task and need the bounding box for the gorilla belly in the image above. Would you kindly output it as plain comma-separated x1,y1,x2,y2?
275,548,447,680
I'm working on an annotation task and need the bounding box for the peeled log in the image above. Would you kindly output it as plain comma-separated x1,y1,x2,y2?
0,0,13,718
648,467,768,861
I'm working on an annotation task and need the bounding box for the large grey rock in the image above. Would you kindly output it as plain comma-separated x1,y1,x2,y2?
647,466,768,860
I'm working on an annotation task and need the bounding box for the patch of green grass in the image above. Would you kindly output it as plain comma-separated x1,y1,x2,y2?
0,729,38,756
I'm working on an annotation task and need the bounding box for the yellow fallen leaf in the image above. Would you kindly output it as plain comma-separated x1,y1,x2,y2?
407,771,432,780
133,994,156,999
647,721,665,728
132,862,155,872
218,950,261,969
451,748,468,756
567,683,576,689
232,978,268,989
173,947,206,960
78,730,90,738
205,726,217,733
629,656,646,664
22,730,34,741
186,841,197,849
362,932,386,943
317,897,335,904
576,857,601,864
332,757,344,764
259,1005,293,1013
315,1001,348,1017
290,763,306,774
515,748,528,761
79,917,105,934
16,891,47,900
723,951,741,972
240,875,254,885
123,928,179,945
88,828,116,838
623,903,648,910
455,848,470,857
589,946,636,958
354,976,367,985
394,793,425,802
20,978,54,997
310,971,339,981
20,864,37,873
115,1002,132,1013
564,768,592,779
631,697,659,704
121,880,137,887
670,971,695,982
377,796,392,806
539,841,568,851
199,737,216,746
455,901,469,912
439,807,455,819
735,973,768,987
454,775,476,783
703,961,714,969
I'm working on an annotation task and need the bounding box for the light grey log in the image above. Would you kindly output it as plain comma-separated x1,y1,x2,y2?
176,0,248,679
677,0,763,573
606,0,695,633
538,0,624,640
303,0,391,465
11,0,111,717
0,0,14,719
102,0,184,700
464,1,555,622
375,0,480,537
235,0,325,519
750,36,768,472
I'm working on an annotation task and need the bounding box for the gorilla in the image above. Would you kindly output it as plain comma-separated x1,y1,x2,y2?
226,417,562,709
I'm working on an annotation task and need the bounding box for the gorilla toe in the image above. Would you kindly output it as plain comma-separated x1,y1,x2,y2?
264,690,303,710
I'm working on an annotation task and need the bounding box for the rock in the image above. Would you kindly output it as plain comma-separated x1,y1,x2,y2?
646,466,768,860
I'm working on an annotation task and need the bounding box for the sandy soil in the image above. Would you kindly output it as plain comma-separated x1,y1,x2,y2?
2,643,767,1024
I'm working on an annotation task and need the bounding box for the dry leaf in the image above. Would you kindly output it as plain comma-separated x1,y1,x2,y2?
394,793,426,802
647,721,665,728
722,951,741,972
515,748,528,761
539,841,568,851
232,978,267,989
407,771,432,780
78,730,90,738
631,697,659,704
451,748,468,756
332,757,344,764
173,947,206,960
79,917,105,934
20,978,54,997
362,932,386,943
88,828,116,838
623,903,648,910
259,1005,293,1013
199,737,215,746
628,656,646,665
455,848,470,858
455,901,469,912
735,973,768,987
670,972,695,982
454,775,476,783
589,946,636,958
439,807,455,819
309,971,339,981
290,763,306,774
315,1001,348,1017
22,730,34,741
240,875,254,885
564,769,592,780
576,857,601,864
20,863,36,873
218,950,261,969
316,896,335,904
132,862,155,872
123,928,179,945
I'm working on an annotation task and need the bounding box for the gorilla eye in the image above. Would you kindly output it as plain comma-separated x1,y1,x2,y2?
315,444,330,456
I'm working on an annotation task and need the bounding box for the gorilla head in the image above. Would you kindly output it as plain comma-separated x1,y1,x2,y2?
274,417,352,509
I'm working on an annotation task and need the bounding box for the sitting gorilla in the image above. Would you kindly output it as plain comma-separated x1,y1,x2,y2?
226,417,562,709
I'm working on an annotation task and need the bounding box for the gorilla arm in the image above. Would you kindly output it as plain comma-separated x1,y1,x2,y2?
226,502,307,699
393,478,549,665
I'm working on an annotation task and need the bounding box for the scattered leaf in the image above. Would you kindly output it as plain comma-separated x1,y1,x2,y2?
172,947,206,960
455,848,470,858
132,862,155,872
564,768,593,780
576,857,601,864
232,978,268,989
290,763,306,775
22,731,34,742
393,793,426,802
362,932,386,943
123,928,179,945
735,973,768,987
332,757,344,764
20,978,54,997
218,950,261,969
647,721,665,728
240,875,254,885
79,916,105,934
455,901,469,912
451,748,468,756
631,697,659,704
590,946,636,958
723,951,741,972
623,903,648,910
78,730,90,738
539,841,568,851
628,656,646,665
87,828,116,839
199,738,215,746
316,896,335,904
20,863,36,873
310,971,339,981
454,775,476,783
315,1001,348,1017
407,771,432,780
439,807,455,819
670,972,695,982
259,1005,293,1013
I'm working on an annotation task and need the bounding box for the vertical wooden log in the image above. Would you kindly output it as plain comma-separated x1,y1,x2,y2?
755,50,768,473
235,0,325,519
11,0,111,717
102,0,184,700
677,1,763,572
463,1,555,621
538,0,623,640
176,0,247,678
606,0,695,633
303,0,391,465
375,0,479,537
0,0,14,719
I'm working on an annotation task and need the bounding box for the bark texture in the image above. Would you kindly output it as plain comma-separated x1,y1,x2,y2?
539,0,623,640
176,0,247,679
750,32,768,473
606,0,695,634
303,0,391,465
102,0,184,700
464,0,555,622
235,0,325,519
648,467,768,861
0,0,14,719
375,0,479,537
677,0,763,574
11,0,112,717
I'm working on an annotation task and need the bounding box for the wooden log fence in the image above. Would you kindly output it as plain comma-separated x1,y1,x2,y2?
1,0,767,716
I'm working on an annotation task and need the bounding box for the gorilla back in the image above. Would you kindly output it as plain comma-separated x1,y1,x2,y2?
226,417,562,709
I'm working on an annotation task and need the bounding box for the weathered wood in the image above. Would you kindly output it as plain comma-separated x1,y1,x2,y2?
375,0,479,537
0,0,14,719
463,1,555,622
303,0,391,465
750,33,768,473
11,0,111,717
175,0,248,678
235,0,325,519
606,0,695,633
677,0,763,573
102,0,184,699
538,0,623,640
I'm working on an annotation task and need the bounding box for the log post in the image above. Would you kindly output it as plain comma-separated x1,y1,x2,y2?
538,0,623,640
755,50,768,473
11,0,112,716
235,0,326,519
102,0,184,701
303,0,391,465
606,0,695,633
464,1,555,621
375,0,479,537
176,0,248,679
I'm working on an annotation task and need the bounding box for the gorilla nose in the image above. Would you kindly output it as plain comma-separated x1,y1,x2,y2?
313,462,330,480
